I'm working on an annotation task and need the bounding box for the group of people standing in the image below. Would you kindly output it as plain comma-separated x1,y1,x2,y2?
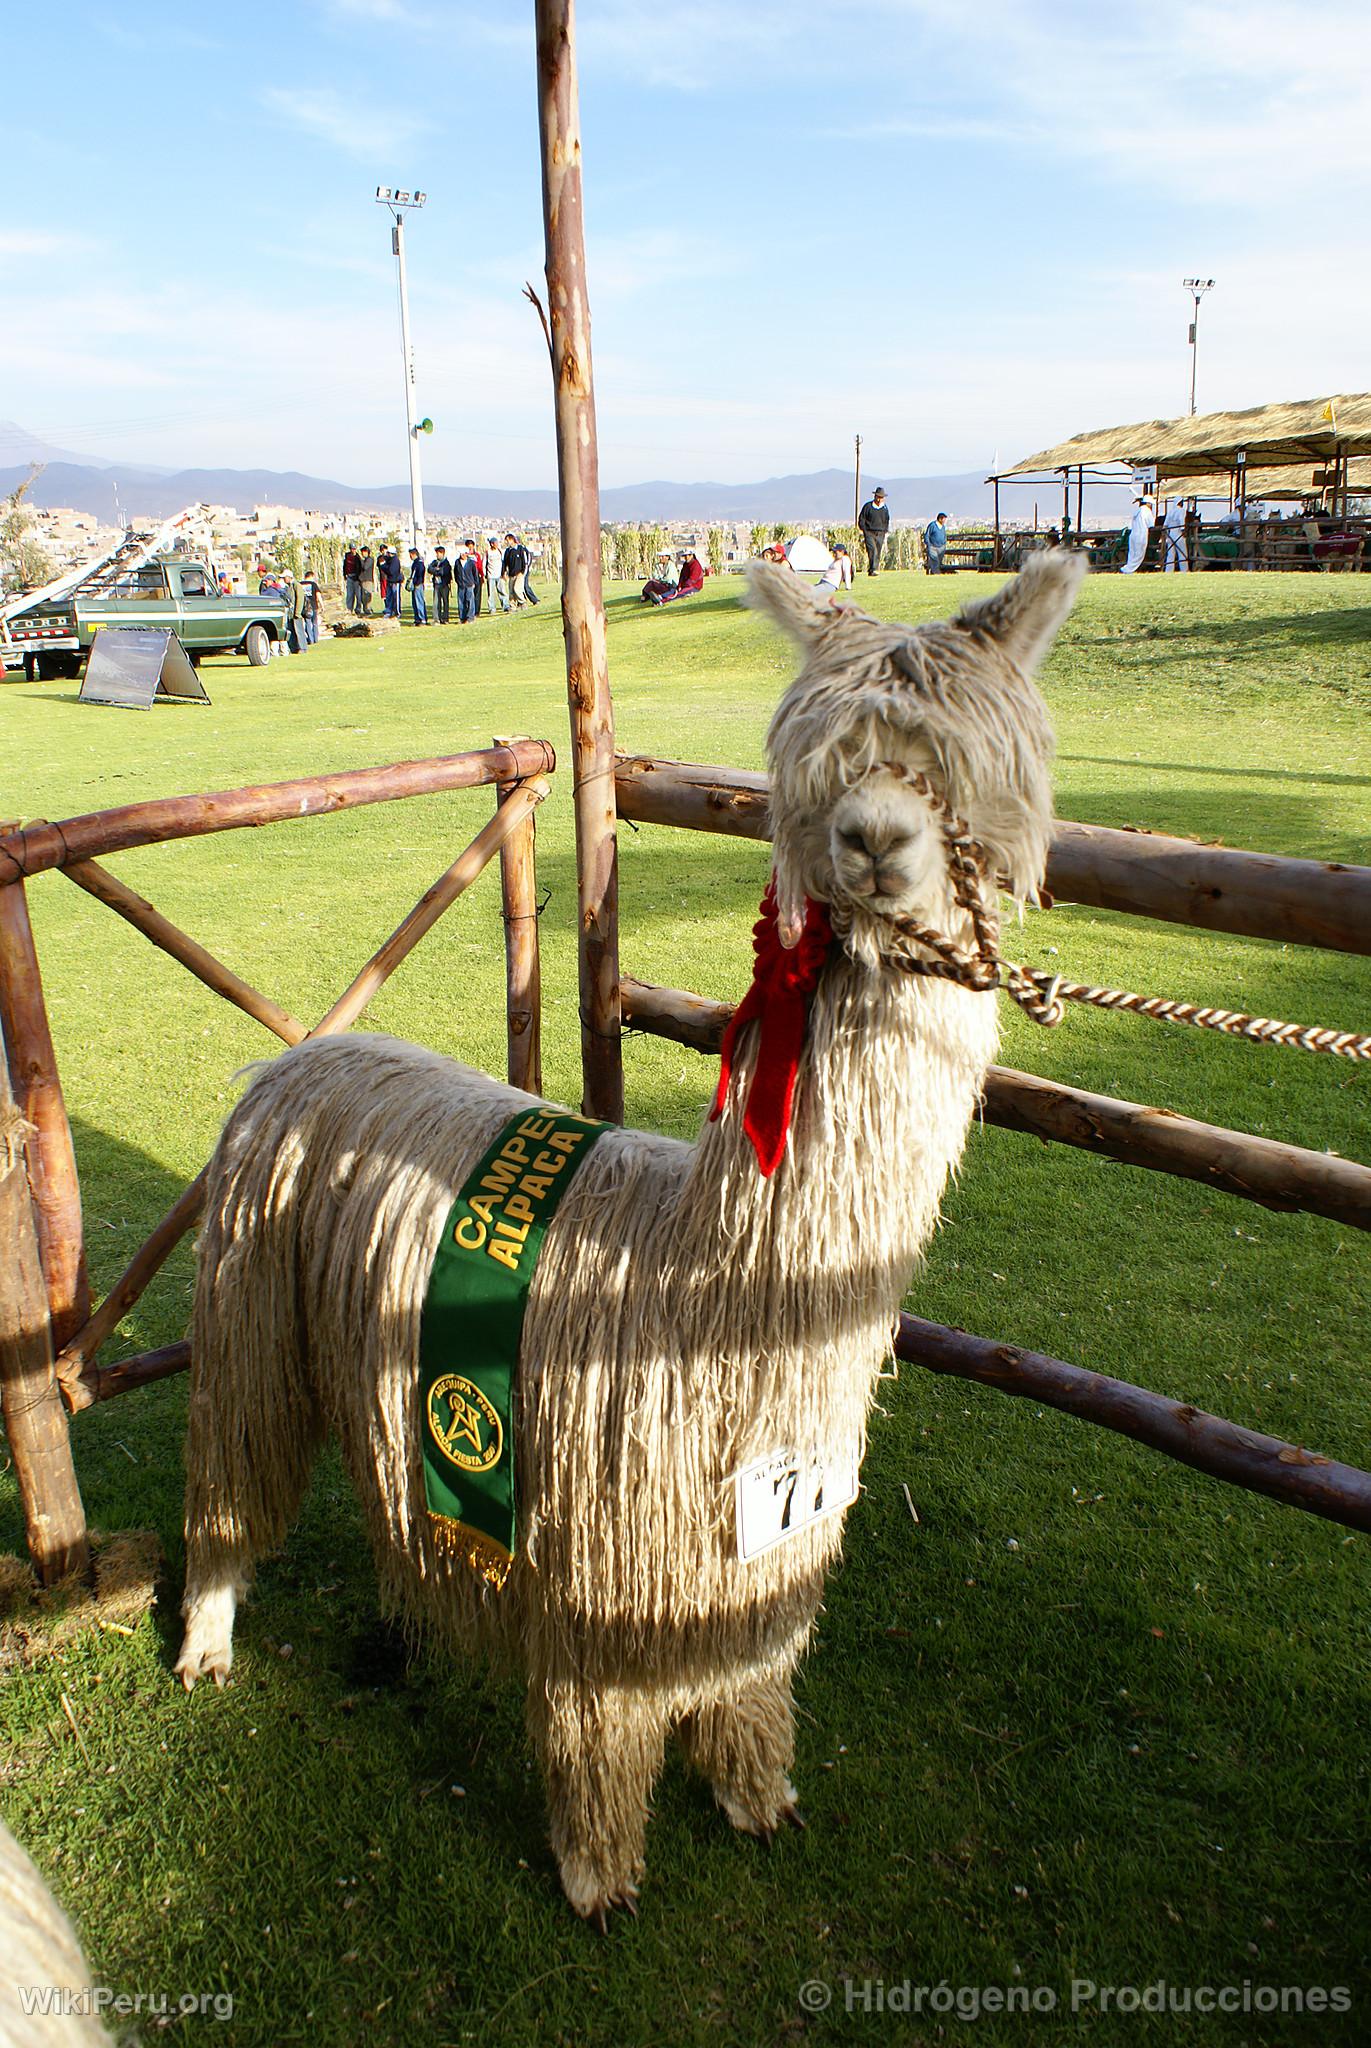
342,536,540,625
1121,496,1193,574
255,565,321,648
857,488,951,574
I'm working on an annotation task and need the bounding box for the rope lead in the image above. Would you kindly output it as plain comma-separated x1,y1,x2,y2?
855,762,1368,1060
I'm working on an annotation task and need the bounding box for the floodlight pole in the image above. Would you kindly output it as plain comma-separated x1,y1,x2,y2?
1184,277,1214,417
378,188,428,548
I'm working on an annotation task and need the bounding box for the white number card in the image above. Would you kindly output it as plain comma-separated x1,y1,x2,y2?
735,1444,861,1561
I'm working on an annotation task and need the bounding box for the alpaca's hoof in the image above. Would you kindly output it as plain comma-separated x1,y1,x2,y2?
175,1642,233,1691
560,1854,642,1929
718,1777,803,1842
176,1586,238,1692
578,1882,639,1934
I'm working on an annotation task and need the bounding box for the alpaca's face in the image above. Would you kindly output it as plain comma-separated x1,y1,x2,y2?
752,550,1087,954
827,757,946,917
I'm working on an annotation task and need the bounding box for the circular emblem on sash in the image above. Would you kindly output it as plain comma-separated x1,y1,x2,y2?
427,1373,503,1474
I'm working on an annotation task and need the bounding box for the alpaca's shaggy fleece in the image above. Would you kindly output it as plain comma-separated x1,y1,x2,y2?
0,1821,107,2045
179,550,1085,1921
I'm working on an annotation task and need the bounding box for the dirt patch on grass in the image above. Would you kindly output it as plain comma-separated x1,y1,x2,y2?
0,1530,162,1674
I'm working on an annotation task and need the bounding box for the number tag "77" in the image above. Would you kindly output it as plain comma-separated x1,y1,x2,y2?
735,1444,861,1561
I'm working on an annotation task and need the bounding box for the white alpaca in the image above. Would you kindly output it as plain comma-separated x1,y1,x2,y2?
178,552,1084,1923
0,1821,107,2045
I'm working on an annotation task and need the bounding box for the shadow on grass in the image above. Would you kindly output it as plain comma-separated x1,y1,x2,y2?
1061,752,1371,792
1118,605,1371,654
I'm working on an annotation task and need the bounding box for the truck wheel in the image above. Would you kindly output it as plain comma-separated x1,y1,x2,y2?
244,624,271,667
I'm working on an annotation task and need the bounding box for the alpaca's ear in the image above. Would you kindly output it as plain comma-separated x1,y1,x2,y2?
770,856,808,950
954,549,1086,677
744,557,833,648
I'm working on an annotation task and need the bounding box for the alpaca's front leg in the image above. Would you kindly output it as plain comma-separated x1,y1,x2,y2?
527,1674,670,1927
678,1656,804,1841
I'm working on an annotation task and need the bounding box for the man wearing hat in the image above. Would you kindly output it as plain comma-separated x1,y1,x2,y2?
857,486,891,575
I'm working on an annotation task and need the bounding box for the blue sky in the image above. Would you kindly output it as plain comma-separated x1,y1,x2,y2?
3,0,1369,488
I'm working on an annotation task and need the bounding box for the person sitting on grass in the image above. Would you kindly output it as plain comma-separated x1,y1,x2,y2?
642,550,705,606
672,551,705,598
816,542,853,591
641,565,677,604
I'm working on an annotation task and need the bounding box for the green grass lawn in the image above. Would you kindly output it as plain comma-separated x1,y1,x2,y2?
2,570,1369,2047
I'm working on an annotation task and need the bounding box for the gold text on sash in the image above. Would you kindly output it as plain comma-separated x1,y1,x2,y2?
450,1114,591,1272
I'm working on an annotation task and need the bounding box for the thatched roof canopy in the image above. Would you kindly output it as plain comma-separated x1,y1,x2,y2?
998,394,1371,479
1162,458,1371,500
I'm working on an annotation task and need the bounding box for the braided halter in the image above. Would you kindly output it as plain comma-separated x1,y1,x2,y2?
836,762,1371,1061
832,761,1066,1029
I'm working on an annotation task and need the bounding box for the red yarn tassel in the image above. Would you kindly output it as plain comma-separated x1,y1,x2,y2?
710,880,834,1175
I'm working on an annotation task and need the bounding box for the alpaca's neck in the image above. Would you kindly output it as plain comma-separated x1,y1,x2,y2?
681,955,998,1327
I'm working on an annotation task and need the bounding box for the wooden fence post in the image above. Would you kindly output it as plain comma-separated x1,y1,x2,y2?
534,0,624,1123
494,737,543,1097
0,1061,89,1583
0,861,90,1351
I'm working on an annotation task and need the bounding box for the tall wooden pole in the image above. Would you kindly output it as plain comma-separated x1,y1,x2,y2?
0,1064,88,1582
853,434,862,526
534,0,624,1123
0,869,90,1350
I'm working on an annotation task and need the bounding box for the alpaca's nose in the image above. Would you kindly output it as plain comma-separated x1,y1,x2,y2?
838,820,916,895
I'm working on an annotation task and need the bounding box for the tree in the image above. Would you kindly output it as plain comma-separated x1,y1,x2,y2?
707,528,725,577
0,468,56,596
272,533,305,578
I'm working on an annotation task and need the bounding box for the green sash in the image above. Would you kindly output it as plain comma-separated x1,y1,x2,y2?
419,1105,610,1586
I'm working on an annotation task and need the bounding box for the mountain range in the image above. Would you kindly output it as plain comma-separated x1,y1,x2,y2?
0,423,1132,527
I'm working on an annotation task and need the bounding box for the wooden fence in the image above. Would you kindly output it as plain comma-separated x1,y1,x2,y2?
611,750,1371,1532
0,737,555,1582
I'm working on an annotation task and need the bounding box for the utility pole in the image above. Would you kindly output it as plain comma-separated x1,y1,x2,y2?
853,434,862,525
1183,277,1215,416
376,187,431,548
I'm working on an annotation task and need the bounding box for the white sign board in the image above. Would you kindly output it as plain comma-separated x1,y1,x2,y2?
1131,465,1157,493
735,1443,861,1561
79,629,209,709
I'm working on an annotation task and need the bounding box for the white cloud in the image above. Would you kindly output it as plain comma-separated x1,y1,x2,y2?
314,0,422,20
870,0,1371,196
0,230,87,261
260,86,430,164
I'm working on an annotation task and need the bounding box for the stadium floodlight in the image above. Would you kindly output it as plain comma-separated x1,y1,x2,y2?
1182,278,1216,415
375,187,431,544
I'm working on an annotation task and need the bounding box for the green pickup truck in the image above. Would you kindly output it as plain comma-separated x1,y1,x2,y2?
4,553,294,680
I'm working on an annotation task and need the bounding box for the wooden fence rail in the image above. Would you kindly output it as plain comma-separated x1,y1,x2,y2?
55,773,551,1406
614,755,1371,957
0,742,555,1568
895,1315,1371,1533
0,739,555,885
620,977,1371,1232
